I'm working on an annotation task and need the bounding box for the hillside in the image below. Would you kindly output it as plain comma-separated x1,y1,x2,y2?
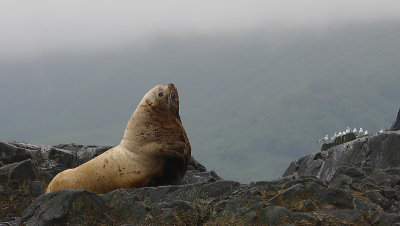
1,22,400,182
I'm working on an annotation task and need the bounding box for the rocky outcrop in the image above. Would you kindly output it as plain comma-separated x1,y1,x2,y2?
0,141,113,220
391,108,400,131
283,131,400,216
0,141,219,224
283,131,400,181
1,131,400,225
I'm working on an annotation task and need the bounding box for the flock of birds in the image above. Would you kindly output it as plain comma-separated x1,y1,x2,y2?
318,127,385,144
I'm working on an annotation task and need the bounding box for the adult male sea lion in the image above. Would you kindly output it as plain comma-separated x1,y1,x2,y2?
46,83,191,194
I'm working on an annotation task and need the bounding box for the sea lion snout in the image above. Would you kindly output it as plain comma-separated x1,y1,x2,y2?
167,84,179,118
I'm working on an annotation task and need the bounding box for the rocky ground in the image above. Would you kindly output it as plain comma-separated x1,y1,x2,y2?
1,131,400,225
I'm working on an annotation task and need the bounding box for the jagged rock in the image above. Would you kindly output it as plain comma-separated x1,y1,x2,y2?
282,131,400,217
0,159,45,219
390,108,400,131
283,131,400,181
2,130,400,225
16,175,399,225
0,141,212,223
53,144,111,166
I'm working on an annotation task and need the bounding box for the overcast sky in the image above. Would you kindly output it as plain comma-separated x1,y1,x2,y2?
1,0,400,58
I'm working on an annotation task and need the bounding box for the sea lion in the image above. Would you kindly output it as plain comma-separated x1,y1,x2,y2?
46,83,191,194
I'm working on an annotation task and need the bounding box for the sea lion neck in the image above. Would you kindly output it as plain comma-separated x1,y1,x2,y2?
119,105,181,149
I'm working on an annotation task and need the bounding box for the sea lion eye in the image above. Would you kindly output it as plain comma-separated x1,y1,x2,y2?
158,92,164,97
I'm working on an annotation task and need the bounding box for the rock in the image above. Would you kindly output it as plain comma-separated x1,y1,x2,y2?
283,131,400,181
282,131,400,221
53,144,111,166
187,156,207,172
0,159,45,219
390,108,400,131
2,130,400,225
321,133,357,151
0,141,218,223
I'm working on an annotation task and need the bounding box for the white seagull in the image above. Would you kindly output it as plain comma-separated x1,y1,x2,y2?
359,128,364,135
378,129,384,134
331,132,337,141
346,127,351,134
353,128,357,134
338,132,343,136
364,130,368,135
318,134,329,143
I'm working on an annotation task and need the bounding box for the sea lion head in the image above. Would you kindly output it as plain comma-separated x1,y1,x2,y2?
125,83,190,161
140,83,180,119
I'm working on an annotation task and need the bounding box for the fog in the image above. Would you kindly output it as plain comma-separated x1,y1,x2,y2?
1,0,400,57
1,1,400,182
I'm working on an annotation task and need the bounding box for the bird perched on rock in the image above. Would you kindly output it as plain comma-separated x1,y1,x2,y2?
331,132,337,141
353,128,358,134
318,134,329,143
378,129,384,134
346,127,351,134
359,128,364,135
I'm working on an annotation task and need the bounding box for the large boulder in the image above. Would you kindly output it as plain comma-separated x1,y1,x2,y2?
283,131,400,215
283,131,400,181
0,159,45,218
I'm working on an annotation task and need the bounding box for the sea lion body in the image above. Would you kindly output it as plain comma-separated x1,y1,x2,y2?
46,84,191,194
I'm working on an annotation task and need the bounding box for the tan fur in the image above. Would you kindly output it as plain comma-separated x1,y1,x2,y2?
46,84,191,194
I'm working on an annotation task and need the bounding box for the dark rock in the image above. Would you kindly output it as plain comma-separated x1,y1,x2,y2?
0,159,45,219
53,144,111,166
182,170,221,184
260,206,317,225
282,161,298,178
282,131,400,215
0,217,20,226
314,209,366,225
379,212,400,225
390,108,400,131
300,199,317,211
19,190,112,226
283,131,400,182
2,130,400,225
366,191,392,211
47,148,74,168
0,142,30,166
30,181,45,199
187,156,207,172
329,174,353,189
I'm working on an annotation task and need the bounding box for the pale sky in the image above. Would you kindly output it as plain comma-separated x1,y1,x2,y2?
1,0,400,57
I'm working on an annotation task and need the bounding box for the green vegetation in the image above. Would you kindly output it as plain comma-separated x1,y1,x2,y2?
1,22,400,183
321,133,357,151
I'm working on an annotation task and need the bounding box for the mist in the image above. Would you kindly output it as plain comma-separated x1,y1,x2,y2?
1,0,400,58
1,1,400,182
